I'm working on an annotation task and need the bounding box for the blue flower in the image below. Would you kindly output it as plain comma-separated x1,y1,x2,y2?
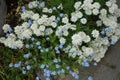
40,64,45,69
22,70,26,74
21,6,26,12
59,13,64,17
14,63,20,68
24,53,30,58
6,33,10,38
61,69,65,73
51,71,56,75
56,50,60,54
105,27,110,32
100,31,105,35
104,37,108,41
46,37,50,40
25,44,30,48
40,2,45,8
110,40,116,45
88,76,93,80
82,60,90,67
46,48,49,52
35,76,40,80
93,62,97,66
38,46,42,49
31,37,35,41
53,58,58,63
28,20,32,25
40,49,44,53
56,64,60,68
12,46,17,49
8,28,12,33
56,17,60,21
46,77,50,80
36,41,40,45
26,65,31,70
9,63,13,67
52,7,57,10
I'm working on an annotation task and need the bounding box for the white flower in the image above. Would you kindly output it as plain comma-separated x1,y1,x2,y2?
2,24,11,33
15,40,23,49
83,36,91,43
71,15,78,22
72,33,82,45
93,2,101,9
74,1,82,10
62,17,69,24
48,9,53,13
80,18,87,24
96,20,102,26
60,37,66,44
51,22,57,28
92,8,99,15
42,7,48,13
82,46,94,56
39,25,45,31
85,9,92,15
78,32,86,39
92,29,99,38
22,29,32,39
31,13,39,20
76,11,83,18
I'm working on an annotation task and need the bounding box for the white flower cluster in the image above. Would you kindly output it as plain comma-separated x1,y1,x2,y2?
72,31,91,45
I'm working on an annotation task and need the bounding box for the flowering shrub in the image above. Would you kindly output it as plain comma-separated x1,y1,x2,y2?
0,0,120,79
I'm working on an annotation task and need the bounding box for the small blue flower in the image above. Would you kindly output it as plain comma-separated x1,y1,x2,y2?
100,31,105,35
6,33,10,37
36,41,40,46
40,64,45,69
88,76,93,80
46,77,50,80
22,70,26,74
52,7,57,10
25,44,30,48
36,76,39,80
40,2,45,8
56,17,60,21
61,69,65,73
26,65,31,70
56,50,60,54
9,63,13,67
105,27,110,32
110,40,116,45
104,37,108,41
8,28,12,33
24,53,30,58
45,48,49,52
21,6,26,12
66,66,70,70
93,62,97,66
40,49,44,53
31,37,35,41
53,58,58,63
56,64,60,68
12,46,17,49
46,37,50,40
82,60,90,67
51,71,56,75
59,13,64,17
28,20,32,25
68,52,72,56
14,63,20,68
38,46,42,49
